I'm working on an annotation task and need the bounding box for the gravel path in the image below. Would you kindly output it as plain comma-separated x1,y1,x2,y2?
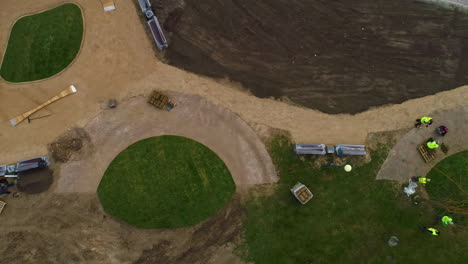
377,107,468,182
54,93,278,193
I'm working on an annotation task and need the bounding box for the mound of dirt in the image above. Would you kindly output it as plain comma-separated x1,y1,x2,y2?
159,0,468,114
17,168,53,194
48,127,92,163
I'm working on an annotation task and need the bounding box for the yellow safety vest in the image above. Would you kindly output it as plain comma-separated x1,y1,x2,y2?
419,177,427,184
427,141,439,149
442,216,452,225
428,228,439,236
421,117,432,124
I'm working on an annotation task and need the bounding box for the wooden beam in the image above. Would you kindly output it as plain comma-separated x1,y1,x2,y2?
9,85,77,127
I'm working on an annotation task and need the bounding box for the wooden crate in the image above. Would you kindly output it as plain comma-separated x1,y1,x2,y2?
148,91,177,111
149,91,169,104
150,91,165,101
297,187,312,202
418,144,436,163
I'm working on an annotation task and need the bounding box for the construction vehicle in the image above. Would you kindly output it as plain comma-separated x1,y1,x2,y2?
148,90,177,111
137,0,168,50
1,155,50,177
290,182,313,204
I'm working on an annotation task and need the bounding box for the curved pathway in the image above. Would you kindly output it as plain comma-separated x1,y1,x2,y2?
54,93,278,193
377,107,468,182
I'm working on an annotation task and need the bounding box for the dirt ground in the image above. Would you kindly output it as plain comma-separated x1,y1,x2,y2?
160,0,468,114
1,92,273,263
0,192,246,264
0,0,468,165
48,127,93,163
134,196,245,264
0,1,467,263
55,93,277,193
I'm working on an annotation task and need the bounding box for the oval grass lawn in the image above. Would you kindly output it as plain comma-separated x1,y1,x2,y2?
97,136,235,228
0,3,83,82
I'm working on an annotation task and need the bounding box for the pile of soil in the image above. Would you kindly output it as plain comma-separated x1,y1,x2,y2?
158,0,468,114
17,168,53,194
48,127,92,163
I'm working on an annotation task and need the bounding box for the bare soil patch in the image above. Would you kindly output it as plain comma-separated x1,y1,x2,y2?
48,127,92,163
160,0,468,114
134,196,245,264
0,192,247,264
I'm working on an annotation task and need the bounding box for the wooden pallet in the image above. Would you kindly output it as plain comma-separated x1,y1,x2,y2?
418,144,436,163
148,91,176,111
0,200,6,215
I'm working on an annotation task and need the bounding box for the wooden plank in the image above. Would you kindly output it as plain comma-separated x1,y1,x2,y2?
0,200,6,215
9,85,77,127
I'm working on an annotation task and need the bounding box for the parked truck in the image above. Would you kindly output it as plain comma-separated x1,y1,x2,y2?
0,155,50,178
137,0,168,50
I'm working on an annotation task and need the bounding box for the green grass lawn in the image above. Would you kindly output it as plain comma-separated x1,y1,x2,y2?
0,3,83,82
97,136,235,228
426,151,468,225
239,136,468,264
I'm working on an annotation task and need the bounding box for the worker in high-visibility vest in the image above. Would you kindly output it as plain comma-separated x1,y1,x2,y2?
415,116,433,128
426,138,440,149
418,177,431,185
436,125,448,136
424,227,439,236
420,117,433,124
442,216,453,227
